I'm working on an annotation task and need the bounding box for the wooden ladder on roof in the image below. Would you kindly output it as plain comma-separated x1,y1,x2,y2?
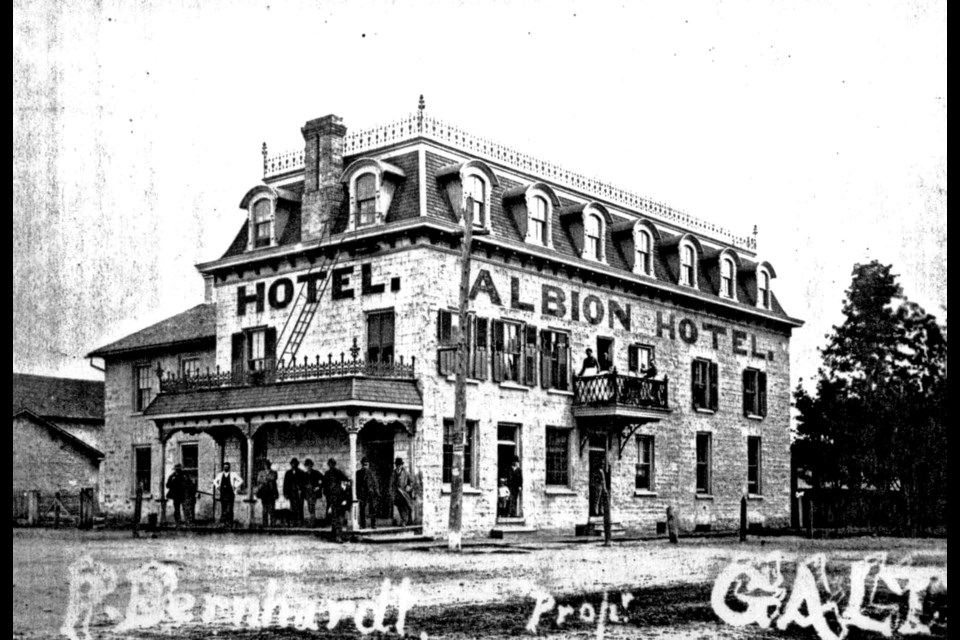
277,222,344,363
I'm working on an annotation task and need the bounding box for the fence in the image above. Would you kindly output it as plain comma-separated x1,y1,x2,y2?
13,488,98,528
800,488,916,536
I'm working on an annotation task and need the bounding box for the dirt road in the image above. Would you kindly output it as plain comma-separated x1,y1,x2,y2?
13,529,946,639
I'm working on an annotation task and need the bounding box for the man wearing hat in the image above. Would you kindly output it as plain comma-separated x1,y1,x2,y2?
389,457,415,527
303,459,324,527
283,458,305,527
165,463,194,528
323,458,349,541
356,457,380,529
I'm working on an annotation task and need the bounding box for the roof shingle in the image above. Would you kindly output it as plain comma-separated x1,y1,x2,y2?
12,373,104,422
87,304,216,358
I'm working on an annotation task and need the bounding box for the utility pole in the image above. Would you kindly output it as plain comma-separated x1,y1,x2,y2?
448,195,482,551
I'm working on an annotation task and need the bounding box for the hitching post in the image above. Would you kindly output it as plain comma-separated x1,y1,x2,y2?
740,494,748,542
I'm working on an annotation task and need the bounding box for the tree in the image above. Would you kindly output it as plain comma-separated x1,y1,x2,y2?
793,261,947,534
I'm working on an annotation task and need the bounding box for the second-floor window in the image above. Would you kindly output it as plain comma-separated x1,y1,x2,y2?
467,175,486,227
437,310,488,379
529,195,548,245
356,173,377,227
691,358,719,411
181,357,201,378
540,329,571,391
637,229,652,275
134,364,154,412
585,214,602,260
492,320,523,384
231,327,276,376
628,344,655,374
721,257,735,298
367,310,395,365
252,199,272,248
248,329,267,371
742,368,768,417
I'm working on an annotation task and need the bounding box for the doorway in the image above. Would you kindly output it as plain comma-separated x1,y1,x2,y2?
497,423,522,519
588,432,607,517
596,337,614,372
360,422,395,521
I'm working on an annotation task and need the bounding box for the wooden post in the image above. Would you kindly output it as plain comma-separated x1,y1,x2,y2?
158,436,167,527
246,425,256,529
348,429,359,531
133,482,143,538
54,491,62,529
666,506,679,544
448,196,478,552
602,439,613,546
806,496,814,539
27,490,39,526
740,495,748,542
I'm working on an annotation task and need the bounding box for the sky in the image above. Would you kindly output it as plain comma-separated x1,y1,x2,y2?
13,0,947,394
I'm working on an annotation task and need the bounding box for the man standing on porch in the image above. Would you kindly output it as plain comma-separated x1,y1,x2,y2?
390,457,414,526
213,462,242,527
256,460,279,528
507,457,523,517
356,457,380,530
283,458,305,526
303,459,323,527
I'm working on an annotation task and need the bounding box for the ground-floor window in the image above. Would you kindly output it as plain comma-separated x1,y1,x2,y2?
442,418,477,487
748,436,762,495
545,427,570,487
635,435,655,490
696,432,712,494
133,445,152,495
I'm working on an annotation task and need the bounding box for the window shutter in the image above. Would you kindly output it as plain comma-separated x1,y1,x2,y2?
743,369,750,417
437,309,447,344
231,332,245,376
759,371,768,417
540,330,551,389
524,325,537,386
709,361,719,411
561,340,571,390
475,317,488,379
491,320,504,382
628,345,639,373
265,327,277,360
690,360,699,409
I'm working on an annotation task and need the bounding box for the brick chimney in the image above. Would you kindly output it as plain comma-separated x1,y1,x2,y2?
301,114,347,242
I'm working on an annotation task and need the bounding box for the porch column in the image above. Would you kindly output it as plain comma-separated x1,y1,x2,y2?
348,428,359,530
246,421,257,529
158,431,167,526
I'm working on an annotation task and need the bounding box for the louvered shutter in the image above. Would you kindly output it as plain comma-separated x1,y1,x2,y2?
540,330,552,389
743,369,750,417
491,320,504,382
628,345,639,373
475,317,488,380
691,360,699,409
524,325,537,386
232,332,245,382
709,361,719,411
759,371,768,417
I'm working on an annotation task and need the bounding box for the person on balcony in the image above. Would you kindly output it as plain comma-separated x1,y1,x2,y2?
213,462,242,528
642,357,659,380
283,458,305,527
303,458,323,527
577,348,600,377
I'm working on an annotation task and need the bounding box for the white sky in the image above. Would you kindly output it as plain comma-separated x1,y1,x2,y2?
13,0,947,394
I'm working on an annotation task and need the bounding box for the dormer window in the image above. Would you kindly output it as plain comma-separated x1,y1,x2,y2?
529,195,548,245
585,214,602,260
340,158,407,232
759,270,771,309
637,229,652,275
467,174,486,227
720,257,735,298
356,173,377,227
252,199,274,248
681,243,696,286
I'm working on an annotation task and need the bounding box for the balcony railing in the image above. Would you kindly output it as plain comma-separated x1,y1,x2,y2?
158,354,416,394
573,371,670,411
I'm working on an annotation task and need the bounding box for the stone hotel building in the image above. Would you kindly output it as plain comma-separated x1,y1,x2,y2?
89,105,802,536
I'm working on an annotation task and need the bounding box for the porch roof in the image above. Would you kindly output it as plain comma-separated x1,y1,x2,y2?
144,377,422,419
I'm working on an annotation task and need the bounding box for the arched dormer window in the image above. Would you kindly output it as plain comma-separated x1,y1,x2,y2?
466,174,486,227
680,242,696,287
637,229,653,276
720,257,736,299
251,198,273,248
585,213,602,260
502,182,559,248
340,158,406,231
758,268,771,309
529,195,548,245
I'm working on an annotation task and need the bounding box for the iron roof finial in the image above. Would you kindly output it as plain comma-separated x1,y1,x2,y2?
417,95,425,132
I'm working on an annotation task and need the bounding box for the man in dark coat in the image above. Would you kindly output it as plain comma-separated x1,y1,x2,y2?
507,457,523,517
283,458,305,526
256,459,279,528
356,457,380,529
323,458,349,541
303,459,324,527
165,463,193,527
390,457,415,526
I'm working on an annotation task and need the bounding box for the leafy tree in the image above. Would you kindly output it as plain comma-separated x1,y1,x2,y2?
793,261,947,533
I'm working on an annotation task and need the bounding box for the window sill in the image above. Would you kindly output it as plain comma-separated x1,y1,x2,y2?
693,408,716,415
444,375,480,385
544,487,577,496
633,490,658,497
695,493,715,500
748,494,764,501
499,382,529,391
546,388,574,396
745,414,765,421
130,494,153,500
441,485,482,495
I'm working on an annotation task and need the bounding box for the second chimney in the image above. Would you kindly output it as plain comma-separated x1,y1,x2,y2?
301,114,346,242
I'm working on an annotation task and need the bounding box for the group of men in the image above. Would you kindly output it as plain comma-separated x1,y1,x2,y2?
166,454,417,540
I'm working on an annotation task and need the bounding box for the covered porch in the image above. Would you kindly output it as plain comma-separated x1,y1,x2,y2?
144,374,422,533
